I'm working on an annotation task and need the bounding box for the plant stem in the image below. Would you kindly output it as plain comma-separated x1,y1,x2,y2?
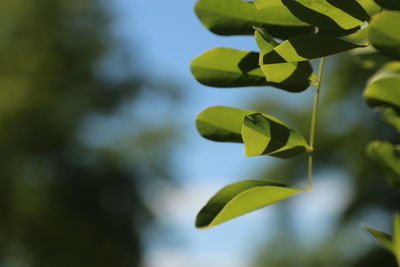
307,57,326,190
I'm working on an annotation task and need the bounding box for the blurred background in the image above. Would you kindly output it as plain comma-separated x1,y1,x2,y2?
0,0,399,266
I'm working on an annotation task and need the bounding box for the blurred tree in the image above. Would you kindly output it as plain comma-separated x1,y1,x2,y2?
0,1,178,266
251,53,400,266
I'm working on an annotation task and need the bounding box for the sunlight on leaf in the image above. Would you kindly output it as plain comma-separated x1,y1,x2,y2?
242,113,310,158
196,179,303,228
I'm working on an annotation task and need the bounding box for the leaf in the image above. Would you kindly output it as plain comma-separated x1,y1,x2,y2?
242,113,310,158
191,47,312,92
357,0,383,16
394,213,400,265
254,27,314,88
196,179,303,228
373,0,400,10
280,0,368,32
364,76,400,110
383,108,400,134
367,141,400,189
364,225,393,252
196,106,310,158
194,0,313,39
369,11,400,60
262,34,363,63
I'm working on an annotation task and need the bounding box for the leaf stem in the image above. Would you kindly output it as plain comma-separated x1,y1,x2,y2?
307,57,326,190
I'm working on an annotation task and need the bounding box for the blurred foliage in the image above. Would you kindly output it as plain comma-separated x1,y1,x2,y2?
251,52,400,266
0,1,179,267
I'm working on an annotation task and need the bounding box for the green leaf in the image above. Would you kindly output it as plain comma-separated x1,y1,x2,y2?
242,113,310,158
191,47,312,92
254,27,314,88
194,0,313,39
196,179,303,228
357,0,383,16
369,11,400,60
367,141,400,189
394,213,400,265
364,225,393,252
262,35,363,63
373,0,400,10
280,0,368,32
383,108,400,134
364,76,400,110
196,106,309,158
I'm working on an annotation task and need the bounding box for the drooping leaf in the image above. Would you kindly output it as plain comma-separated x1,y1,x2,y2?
383,108,400,134
196,179,303,228
364,225,394,252
373,0,400,10
364,76,400,110
242,113,310,158
196,106,310,158
191,47,312,92
367,141,400,189
194,0,313,39
279,0,368,32
369,11,400,60
262,34,363,63
254,27,314,88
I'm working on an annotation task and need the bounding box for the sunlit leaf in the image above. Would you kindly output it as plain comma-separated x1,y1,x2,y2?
254,27,314,89
191,47,312,92
364,225,393,252
262,35,363,63
367,141,400,189
280,0,368,32
242,113,310,158
196,179,303,228
373,0,400,10
194,0,313,39
369,11,400,60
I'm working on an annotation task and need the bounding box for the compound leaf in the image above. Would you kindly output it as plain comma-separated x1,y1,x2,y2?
242,113,310,158
369,11,400,60
196,179,303,228
194,0,313,39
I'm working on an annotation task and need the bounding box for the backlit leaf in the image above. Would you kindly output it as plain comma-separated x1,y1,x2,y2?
369,11,400,60
196,179,303,228
196,106,309,158
383,108,400,133
194,0,313,39
262,35,363,63
254,27,314,89
367,141,400,189
242,113,310,158
191,47,312,92
280,0,368,32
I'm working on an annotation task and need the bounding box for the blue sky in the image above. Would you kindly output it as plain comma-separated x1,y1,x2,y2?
100,1,387,266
